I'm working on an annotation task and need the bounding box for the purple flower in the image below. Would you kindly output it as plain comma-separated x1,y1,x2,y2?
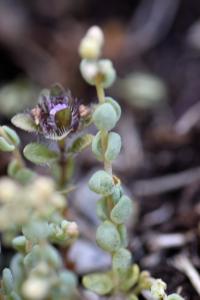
31,84,80,140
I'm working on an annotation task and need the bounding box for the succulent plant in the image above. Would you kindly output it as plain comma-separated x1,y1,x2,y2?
0,25,185,300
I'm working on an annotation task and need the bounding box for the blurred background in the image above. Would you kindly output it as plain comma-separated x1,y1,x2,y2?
0,0,200,298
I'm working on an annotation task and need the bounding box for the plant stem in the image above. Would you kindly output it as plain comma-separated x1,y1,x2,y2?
95,82,122,293
58,139,68,188
95,83,113,176
96,82,105,104
14,148,25,168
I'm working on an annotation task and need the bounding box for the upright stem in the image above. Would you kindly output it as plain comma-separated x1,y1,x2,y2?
58,139,68,188
95,82,122,292
14,148,24,168
95,82,112,176
96,82,105,104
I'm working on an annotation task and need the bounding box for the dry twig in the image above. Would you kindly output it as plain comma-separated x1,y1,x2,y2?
173,255,200,296
132,167,200,196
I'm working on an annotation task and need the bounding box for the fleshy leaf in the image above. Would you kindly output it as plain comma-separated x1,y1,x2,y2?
14,168,36,184
92,131,103,160
8,159,35,184
96,197,109,221
112,248,132,273
2,268,14,294
68,134,93,153
96,221,121,252
83,273,113,295
2,126,20,146
9,291,22,300
23,143,58,164
110,195,133,224
0,137,15,152
11,113,38,132
105,131,121,161
22,221,50,243
118,224,128,248
89,170,114,196
12,236,27,253
8,159,21,177
120,264,140,292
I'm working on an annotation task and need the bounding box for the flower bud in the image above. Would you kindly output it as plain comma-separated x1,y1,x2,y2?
105,132,121,161
88,170,114,196
93,103,118,131
65,221,79,238
86,26,104,47
151,279,167,300
79,37,101,60
96,221,121,252
110,195,133,224
112,248,132,273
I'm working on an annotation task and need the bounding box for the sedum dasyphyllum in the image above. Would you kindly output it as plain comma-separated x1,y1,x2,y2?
0,85,91,300
0,176,79,300
79,26,185,300
0,26,185,300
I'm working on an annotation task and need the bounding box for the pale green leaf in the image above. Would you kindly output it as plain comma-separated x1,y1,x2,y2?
23,143,58,164
11,113,38,132
83,273,113,295
68,134,93,153
0,137,15,152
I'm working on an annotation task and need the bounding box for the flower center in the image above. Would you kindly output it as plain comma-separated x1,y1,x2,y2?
50,104,72,129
